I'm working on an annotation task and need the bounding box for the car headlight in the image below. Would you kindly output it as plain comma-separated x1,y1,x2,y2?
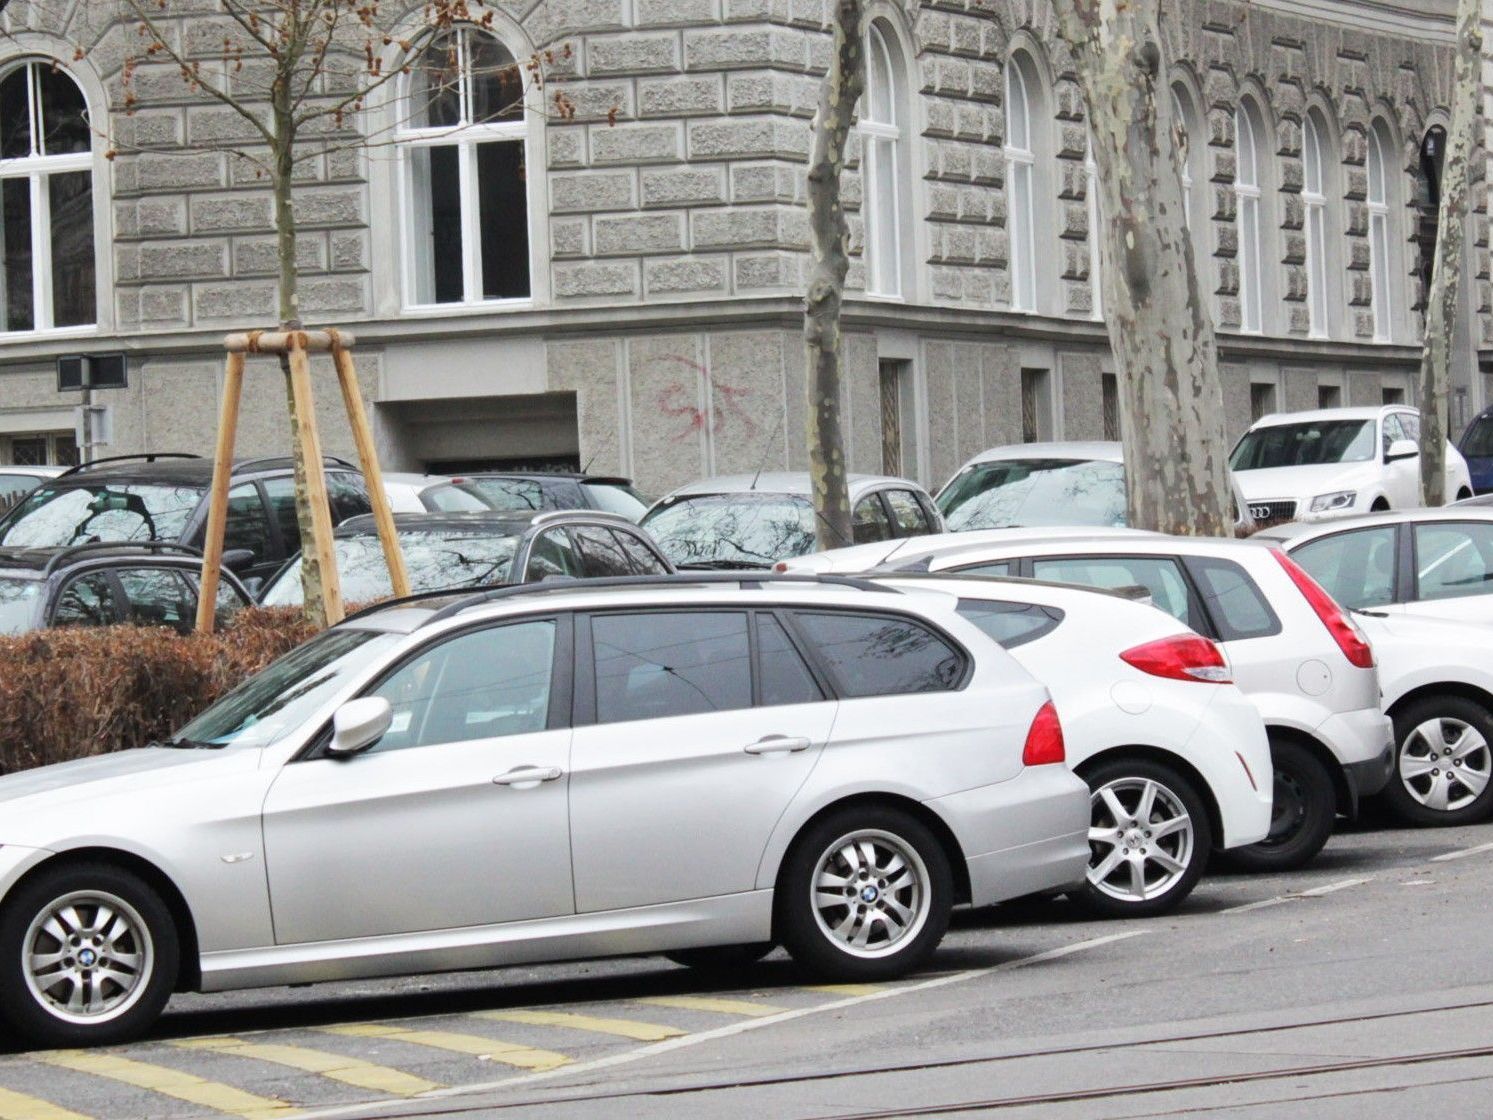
1309,490,1357,513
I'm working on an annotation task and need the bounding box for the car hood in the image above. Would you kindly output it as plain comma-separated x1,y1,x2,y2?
0,746,255,813
1232,462,1373,501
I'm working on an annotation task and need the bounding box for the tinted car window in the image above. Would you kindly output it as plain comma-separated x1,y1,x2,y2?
1290,527,1397,610
791,611,963,697
115,567,194,632
955,599,1064,649
757,614,825,706
1462,416,1493,458
949,560,1012,578
1398,412,1420,442
1183,556,1281,640
852,495,895,545
592,611,751,723
1382,413,1406,451
51,571,120,627
570,525,634,578
613,529,670,574
527,528,582,579
221,483,274,558
370,620,556,752
885,489,932,536
1415,522,1493,601
1030,556,1198,629
327,472,372,525
261,476,301,557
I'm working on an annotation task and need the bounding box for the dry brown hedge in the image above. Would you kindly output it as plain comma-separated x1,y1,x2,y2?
0,609,318,774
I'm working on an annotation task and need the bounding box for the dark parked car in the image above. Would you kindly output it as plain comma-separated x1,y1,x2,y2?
0,466,63,516
258,509,674,605
0,541,254,636
1458,406,1493,495
0,454,372,585
424,472,650,521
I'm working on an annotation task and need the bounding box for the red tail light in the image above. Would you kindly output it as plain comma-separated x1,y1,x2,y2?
774,561,789,572
1120,634,1232,683
1271,549,1375,669
1023,700,1066,766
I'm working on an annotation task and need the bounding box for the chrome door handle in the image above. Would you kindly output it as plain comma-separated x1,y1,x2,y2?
492,765,564,787
744,736,812,755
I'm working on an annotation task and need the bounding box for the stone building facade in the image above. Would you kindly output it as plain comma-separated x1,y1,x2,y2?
0,0,1484,497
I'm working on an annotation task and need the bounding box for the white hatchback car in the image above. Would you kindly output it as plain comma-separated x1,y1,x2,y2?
0,576,1090,1046
874,575,1271,918
1230,406,1471,524
787,533,1393,870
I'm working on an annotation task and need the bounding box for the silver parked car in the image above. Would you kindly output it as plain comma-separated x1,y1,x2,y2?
0,576,1089,1046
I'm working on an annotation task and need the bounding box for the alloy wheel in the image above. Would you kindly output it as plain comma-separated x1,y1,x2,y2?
811,829,931,959
22,890,154,1025
1399,717,1492,813
1087,778,1195,903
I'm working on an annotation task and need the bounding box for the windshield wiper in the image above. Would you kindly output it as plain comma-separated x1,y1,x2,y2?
164,736,222,750
675,559,772,571
1350,608,1389,618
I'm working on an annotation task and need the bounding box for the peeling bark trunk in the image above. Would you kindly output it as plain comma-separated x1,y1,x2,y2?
271,87,330,627
803,0,864,552
1417,0,1482,507
1050,0,1232,536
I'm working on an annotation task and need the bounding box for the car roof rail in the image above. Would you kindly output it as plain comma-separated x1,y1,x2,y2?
41,540,204,576
867,569,1156,602
230,454,358,476
56,453,203,479
416,572,897,627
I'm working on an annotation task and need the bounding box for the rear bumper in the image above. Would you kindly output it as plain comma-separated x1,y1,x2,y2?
1317,706,1396,770
1343,738,1396,803
927,766,1090,907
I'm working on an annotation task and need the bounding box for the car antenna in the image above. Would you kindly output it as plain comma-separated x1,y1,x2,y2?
749,410,787,491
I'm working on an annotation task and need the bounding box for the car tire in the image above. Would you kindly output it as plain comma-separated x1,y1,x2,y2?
664,943,775,972
0,862,178,1048
1382,696,1493,827
1072,758,1213,918
1222,739,1336,872
775,807,952,982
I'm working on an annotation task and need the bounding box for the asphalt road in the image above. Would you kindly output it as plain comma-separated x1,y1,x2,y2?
4,811,1493,1120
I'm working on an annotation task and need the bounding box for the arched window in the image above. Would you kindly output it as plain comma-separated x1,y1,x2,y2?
1302,109,1339,338
0,60,95,333
398,27,531,308
1367,119,1397,342
859,22,909,299
1234,99,1274,334
1170,81,1209,300
1005,52,1050,313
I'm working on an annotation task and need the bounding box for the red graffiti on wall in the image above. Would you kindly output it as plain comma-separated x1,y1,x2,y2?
654,354,758,442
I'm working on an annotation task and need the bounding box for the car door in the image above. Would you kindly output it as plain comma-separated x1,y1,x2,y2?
1382,413,1420,507
46,570,126,628
567,608,836,913
1408,520,1493,625
112,566,197,633
261,616,574,944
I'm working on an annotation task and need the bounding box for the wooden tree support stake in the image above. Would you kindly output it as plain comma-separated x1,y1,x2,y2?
194,328,409,633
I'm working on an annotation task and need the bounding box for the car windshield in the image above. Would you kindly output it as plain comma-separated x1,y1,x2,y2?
582,481,649,520
937,459,1127,530
262,530,521,606
642,494,818,567
173,628,401,749
1229,420,1376,470
0,483,204,547
0,576,41,634
414,484,492,512
1462,416,1493,458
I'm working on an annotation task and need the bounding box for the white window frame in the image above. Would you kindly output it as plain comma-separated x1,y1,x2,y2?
1172,89,1193,230
1005,59,1037,313
858,23,903,300
395,26,533,313
0,60,96,339
1234,105,1263,334
1302,114,1329,338
1367,123,1393,343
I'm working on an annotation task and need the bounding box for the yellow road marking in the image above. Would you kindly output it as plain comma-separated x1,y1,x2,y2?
0,1086,92,1120
473,1009,685,1042
319,1024,568,1071
173,1036,439,1097
801,984,884,997
35,1051,298,1120
636,995,789,1017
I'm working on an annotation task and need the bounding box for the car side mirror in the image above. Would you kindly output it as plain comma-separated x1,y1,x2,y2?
327,697,392,757
1385,439,1419,462
221,548,255,572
